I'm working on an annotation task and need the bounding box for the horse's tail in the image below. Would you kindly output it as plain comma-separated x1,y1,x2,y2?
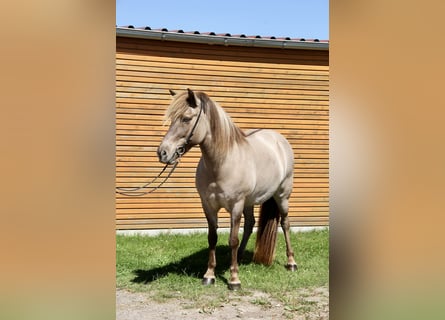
253,197,280,266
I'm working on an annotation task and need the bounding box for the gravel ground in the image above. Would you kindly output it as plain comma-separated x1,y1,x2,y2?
116,286,328,319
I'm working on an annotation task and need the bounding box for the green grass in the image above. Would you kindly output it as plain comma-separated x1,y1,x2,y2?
116,229,328,309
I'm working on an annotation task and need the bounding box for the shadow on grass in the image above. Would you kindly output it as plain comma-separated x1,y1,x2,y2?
132,245,254,286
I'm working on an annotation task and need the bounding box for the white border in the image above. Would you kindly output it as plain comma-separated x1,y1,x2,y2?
116,226,328,237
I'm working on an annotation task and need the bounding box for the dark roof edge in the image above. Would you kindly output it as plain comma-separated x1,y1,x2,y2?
116,27,329,51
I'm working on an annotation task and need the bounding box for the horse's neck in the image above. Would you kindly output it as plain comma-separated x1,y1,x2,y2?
199,128,243,170
199,137,225,169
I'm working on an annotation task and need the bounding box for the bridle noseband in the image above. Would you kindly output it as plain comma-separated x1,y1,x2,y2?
116,104,203,196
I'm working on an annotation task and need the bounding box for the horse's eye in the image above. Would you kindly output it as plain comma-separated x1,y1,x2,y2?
182,117,192,123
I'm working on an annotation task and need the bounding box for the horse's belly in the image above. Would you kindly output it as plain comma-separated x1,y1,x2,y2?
200,177,281,210
247,181,280,206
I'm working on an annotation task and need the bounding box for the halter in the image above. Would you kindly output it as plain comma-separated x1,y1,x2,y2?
116,104,203,196
175,102,204,157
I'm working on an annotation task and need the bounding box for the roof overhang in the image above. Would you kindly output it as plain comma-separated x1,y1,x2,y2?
116,27,329,51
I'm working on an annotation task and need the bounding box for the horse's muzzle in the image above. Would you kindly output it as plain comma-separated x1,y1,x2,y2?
157,147,170,164
157,146,180,165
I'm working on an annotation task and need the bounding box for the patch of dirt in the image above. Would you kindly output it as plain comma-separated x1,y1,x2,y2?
116,287,328,319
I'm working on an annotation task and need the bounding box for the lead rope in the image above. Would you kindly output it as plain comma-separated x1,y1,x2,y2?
116,161,179,196
116,104,203,197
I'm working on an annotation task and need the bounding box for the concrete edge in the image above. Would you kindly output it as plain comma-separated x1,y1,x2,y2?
116,226,328,236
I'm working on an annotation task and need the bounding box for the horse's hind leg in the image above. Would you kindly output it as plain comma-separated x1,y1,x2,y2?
238,205,255,262
202,204,218,285
276,196,298,271
228,200,244,290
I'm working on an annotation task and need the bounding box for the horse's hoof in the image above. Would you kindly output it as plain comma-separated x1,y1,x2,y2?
286,264,298,271
202,277,215,286
228,282,241,291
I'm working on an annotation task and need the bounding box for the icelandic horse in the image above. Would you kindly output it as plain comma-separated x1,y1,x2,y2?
157,89,297,290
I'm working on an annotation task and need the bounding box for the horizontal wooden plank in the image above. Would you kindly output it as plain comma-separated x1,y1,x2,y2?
115,113,328,126
115,75,328,91
116,76,328,93
116,182,328,191
114,162,329,170
117,202,329,211
115,113,329,124
116,176,329,182
116,189,329,199
115,133,329,142
116,37,329,66
116,208,329,219
116,42,330,65
116,111,329,122
116,52,329,72
116,127,328,136
116,86,328,101
115,143,329,151
116,141,328,151
115,138,329,145
116,172,328,184
115,215,329,229
116,166,329,173
115,190,328,197
116,71,329,90
116,56,329,73
116,77,328,92
115,161,329,172
116,97,329,107
116,102,330,111
115,195,329,202
116,58,329,77
116,149,329,158
116,205,330,215
115,168,329,175
117,38,329,66
116,211,331,219
116,65,329,83
116,125,329,135
116,210,329,218
116,164,329,171
116,214,330,224
116,54,328,73
116,201,330,208
116,127,329,137
116,95,329,108
116,215,330,222
116,214,330,222
116,190,329,200
115,112,329,124
115,157,329,165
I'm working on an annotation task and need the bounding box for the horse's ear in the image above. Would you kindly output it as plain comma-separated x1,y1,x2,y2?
169,89,176,96
186,88,197,108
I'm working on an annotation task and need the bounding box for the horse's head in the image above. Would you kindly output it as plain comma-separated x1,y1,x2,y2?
157,89,207,164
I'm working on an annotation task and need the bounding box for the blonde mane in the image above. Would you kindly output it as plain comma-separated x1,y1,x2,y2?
164,91,191,123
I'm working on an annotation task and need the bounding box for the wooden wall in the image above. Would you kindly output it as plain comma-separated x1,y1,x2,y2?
116,36,329,230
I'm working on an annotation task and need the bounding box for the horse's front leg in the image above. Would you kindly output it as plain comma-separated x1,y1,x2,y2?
202,204,218,285
228,201,244,290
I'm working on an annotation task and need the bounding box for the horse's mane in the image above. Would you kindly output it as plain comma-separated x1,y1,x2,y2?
165,91,246,159
164,91,190,123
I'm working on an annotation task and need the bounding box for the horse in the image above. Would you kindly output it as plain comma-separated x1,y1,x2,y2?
157,89,297,290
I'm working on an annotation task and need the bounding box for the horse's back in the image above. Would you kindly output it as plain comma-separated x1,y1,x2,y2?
245,129,294,200
245,129,293,174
